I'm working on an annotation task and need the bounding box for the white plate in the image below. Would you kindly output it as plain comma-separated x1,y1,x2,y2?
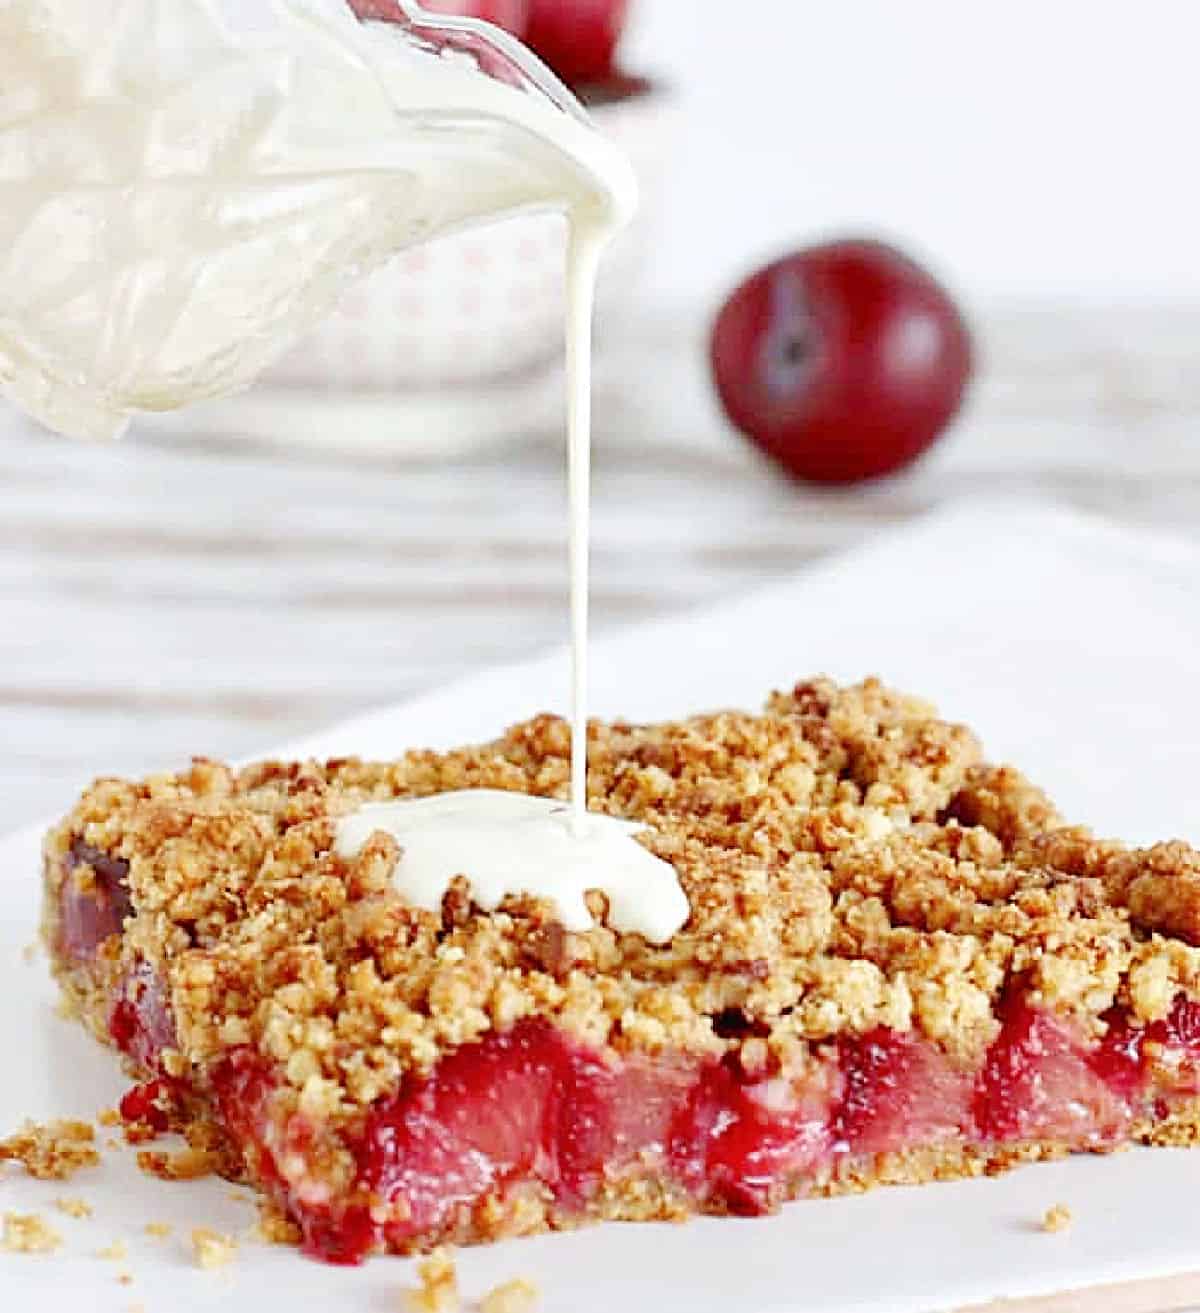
5,500,1200,1312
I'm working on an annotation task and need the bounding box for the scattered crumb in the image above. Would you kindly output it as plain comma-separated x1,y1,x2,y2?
136,1146,218,1181
2,1212,62,1254
253,1199,301,1247
0,1119,99,1180
53,1196,93,1219
21,941,38,964
1041,1203,1073,1234
191,1227,237,1270
96,1239,129,1261
116,1271,133,1286
97,1108,121,1128
144,1221,173,1239
105,1137,121,1151
228,1189,253,1204
403,1247,460,1313
480,1277,541,1313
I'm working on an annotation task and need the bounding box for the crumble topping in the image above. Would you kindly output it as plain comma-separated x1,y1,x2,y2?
1041,1202,1073,1234
38,676,1200,1259
191,1226,237,1269
402,1246,459,1312
0,1118,99,1180
43,677,1200,1108
2,1212,62,1254
254,1199,302,1246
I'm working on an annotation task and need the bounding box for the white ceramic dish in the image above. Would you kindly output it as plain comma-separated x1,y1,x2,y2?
145,84,679,457
6,502,1200,1312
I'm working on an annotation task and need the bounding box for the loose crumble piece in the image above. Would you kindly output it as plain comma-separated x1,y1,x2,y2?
144,1221,173,1239
1041,1203,1073,1234
38,677,1200,1260
136,1145,219,1181
53,1196,93,1219
191,1226,238,1269
2,1212,62,1254
403,1246,460,1313
480,1277,541,1313
96,1239,129,1260
0,1118,99,1180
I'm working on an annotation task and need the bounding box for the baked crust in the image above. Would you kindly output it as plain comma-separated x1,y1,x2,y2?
39,676,1200,1256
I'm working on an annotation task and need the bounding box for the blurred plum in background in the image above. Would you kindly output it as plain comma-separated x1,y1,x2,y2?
711,240,973,485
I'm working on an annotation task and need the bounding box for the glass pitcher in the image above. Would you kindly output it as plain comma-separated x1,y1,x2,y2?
0,0,635,444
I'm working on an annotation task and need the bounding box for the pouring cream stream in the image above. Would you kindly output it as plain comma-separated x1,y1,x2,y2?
0,0,690,941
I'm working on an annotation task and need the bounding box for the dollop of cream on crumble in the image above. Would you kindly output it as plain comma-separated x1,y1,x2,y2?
334,789,690,944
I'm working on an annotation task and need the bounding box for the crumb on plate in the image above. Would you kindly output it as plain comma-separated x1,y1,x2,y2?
191,1226,237,1269
96,1239,129,1261
53,1196,93,1219
0,1118,99,1180
403,1246,459,1312
136,1146,218,1181
144,1221,172,1239
1041,1202,1073,1233
2,1212,62,1254
480,1277,541,1313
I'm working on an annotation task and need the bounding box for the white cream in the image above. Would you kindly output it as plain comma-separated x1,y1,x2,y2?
334,790,689,943
1,0,689,941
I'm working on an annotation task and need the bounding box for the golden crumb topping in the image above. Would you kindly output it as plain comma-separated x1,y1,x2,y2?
42,677,1200,1128
254,1200,302,1247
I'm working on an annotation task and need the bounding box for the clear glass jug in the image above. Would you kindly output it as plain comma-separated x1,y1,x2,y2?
0,0,635,444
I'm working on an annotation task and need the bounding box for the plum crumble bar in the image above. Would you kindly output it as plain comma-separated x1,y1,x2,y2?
40,678,1200,1263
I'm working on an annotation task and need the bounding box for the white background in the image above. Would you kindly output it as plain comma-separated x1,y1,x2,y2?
625,0,1200,309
